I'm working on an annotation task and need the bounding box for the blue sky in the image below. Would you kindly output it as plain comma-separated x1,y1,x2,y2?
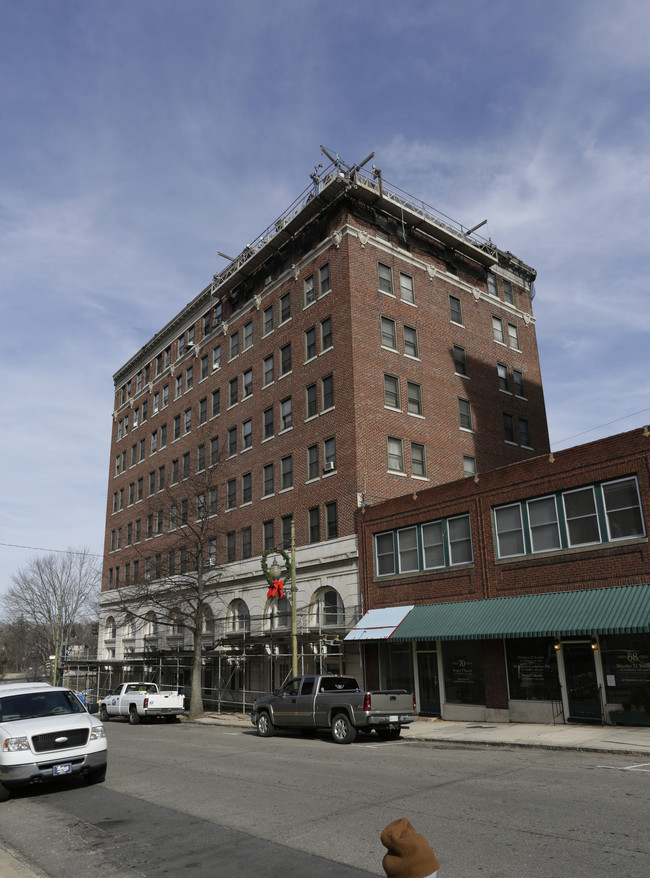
1,0,649,595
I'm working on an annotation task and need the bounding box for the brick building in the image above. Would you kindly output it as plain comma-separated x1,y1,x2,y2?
100,153,548,706
350,427,650,725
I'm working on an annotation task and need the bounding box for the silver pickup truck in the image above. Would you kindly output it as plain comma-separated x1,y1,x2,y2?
251,675,416,744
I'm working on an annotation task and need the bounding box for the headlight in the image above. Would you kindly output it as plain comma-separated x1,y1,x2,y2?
3,736,30,752
89,725,106,741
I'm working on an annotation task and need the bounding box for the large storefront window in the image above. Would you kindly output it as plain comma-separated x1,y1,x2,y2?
442,641,485,705
379,643,414,692
505,638,560,701
601,636,650,709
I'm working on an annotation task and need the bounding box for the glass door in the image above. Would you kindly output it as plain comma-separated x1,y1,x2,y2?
416,651,440,716
563,643,601,721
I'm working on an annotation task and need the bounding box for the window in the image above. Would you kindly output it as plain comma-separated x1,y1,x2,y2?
563,487,600,546
404,325,419,358
282,515,292,549
398,527,419,572
422,521,443,569
384,374,400,409
463,455,476,478
263,406,274,439
305,327,316,361
203,311,212,336
178,334,185,357
280,291,291,323
227,532,236,562
229,377,238,407
375,532,395,576
212,388,221,418
378,262,393,294
326,502,338,539
399,272,414,303
139,438,146,461
199,398,207,425
209,486,218,515
281,455,293,489
411,442,426,477
449,515,473,564
449,295,463,325
242,472,252,504
210,436,219,467
307,444,318,480
263,520,275,551
388,436,404,472
180,499,188,525
304,274,315,306
322,374,334,410
319,262,331,295
280,397,292,431
197,444,205,472
157,510,163,535
230,331,239,359
263,463,274,496
497,364,509,392
502,279,514,304
242,418,252,449
280,343,291,376
513,370,525,398
185,366,193,392
137,477,143,501
184,408,192,434
321,316,332,351
228,427,237,457
162,384,169,407
263,354,274,386
492,316,505,344
147,514,154,539
453,345,467,376
407,381,422,416
182,452,190,479
175,375,183,399
309,507,320,543
263,305,273,335
243,320,253,350
169,505,177,530
503,413,516,443
213,344,221,370
458,398,473,431
134,519,141,542
528,496,561,553
487,272,498,297
603,477,644,540
173,415,181,441
306,383,317,418
381,316,397,350
158,465,165,490
148,472,155,496
243,368,253,398
153,391,160,414
226,479,236,510
188,326,195,346
519,418,531,447
324,437,336,471
507,323,520,350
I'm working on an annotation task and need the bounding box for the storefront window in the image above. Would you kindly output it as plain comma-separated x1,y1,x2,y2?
505,638,560,701
442,641,485,705
379,643,413,692
601,636,650,709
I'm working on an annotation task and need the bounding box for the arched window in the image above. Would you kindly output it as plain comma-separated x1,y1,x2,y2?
105,616,117,640
311,589,344,628
143,612,158,639
269,597,290,630
202,605,214,636
227,600,250,633
123,614,137,639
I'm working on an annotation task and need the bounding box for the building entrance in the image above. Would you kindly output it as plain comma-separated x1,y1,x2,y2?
416,650,440,716
563,643,601,722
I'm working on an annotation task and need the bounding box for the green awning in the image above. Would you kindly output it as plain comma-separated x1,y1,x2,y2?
389,584,650,642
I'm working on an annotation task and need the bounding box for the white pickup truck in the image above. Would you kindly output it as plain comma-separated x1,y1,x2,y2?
0,681,107,801
99,682,185,725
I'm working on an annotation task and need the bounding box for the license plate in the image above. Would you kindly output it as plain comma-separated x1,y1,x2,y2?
389,715,398,722
53,763,72,776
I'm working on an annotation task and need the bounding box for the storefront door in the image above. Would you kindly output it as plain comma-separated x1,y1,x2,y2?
416,651,440,716
563,643,602,721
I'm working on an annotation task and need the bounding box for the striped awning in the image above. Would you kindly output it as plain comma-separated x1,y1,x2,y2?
383,584,650,642
344,605,414,641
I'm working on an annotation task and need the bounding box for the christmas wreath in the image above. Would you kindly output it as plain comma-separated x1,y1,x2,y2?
261,546,292,599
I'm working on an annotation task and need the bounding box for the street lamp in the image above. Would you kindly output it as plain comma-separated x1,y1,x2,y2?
262,519,298,678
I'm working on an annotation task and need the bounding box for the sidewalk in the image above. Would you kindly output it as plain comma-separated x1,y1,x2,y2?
195,711,650,755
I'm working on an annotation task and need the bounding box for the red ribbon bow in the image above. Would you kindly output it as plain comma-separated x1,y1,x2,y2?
267,578,284,599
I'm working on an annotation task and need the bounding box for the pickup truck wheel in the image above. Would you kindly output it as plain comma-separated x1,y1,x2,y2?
331,713,357,744
376,727,401,741
99,704,109,722
256,712,275,738
128,706,141,725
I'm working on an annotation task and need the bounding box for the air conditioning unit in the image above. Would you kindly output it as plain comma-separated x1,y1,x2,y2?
323,462,335,473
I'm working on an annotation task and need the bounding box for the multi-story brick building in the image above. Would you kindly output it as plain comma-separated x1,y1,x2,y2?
100,153,548,706
351,427,650,725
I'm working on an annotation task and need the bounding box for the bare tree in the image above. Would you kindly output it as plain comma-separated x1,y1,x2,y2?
109,449,228,719
4,549,100,684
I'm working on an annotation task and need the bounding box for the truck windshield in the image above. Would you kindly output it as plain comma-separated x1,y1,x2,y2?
0,690,85,722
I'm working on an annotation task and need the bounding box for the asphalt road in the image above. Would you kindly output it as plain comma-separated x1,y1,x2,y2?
1,719,649,877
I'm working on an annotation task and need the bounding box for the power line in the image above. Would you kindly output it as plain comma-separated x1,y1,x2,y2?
0,542,103,558
551,407,650,449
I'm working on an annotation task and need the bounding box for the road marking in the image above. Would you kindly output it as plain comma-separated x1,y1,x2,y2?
598,762,650,772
